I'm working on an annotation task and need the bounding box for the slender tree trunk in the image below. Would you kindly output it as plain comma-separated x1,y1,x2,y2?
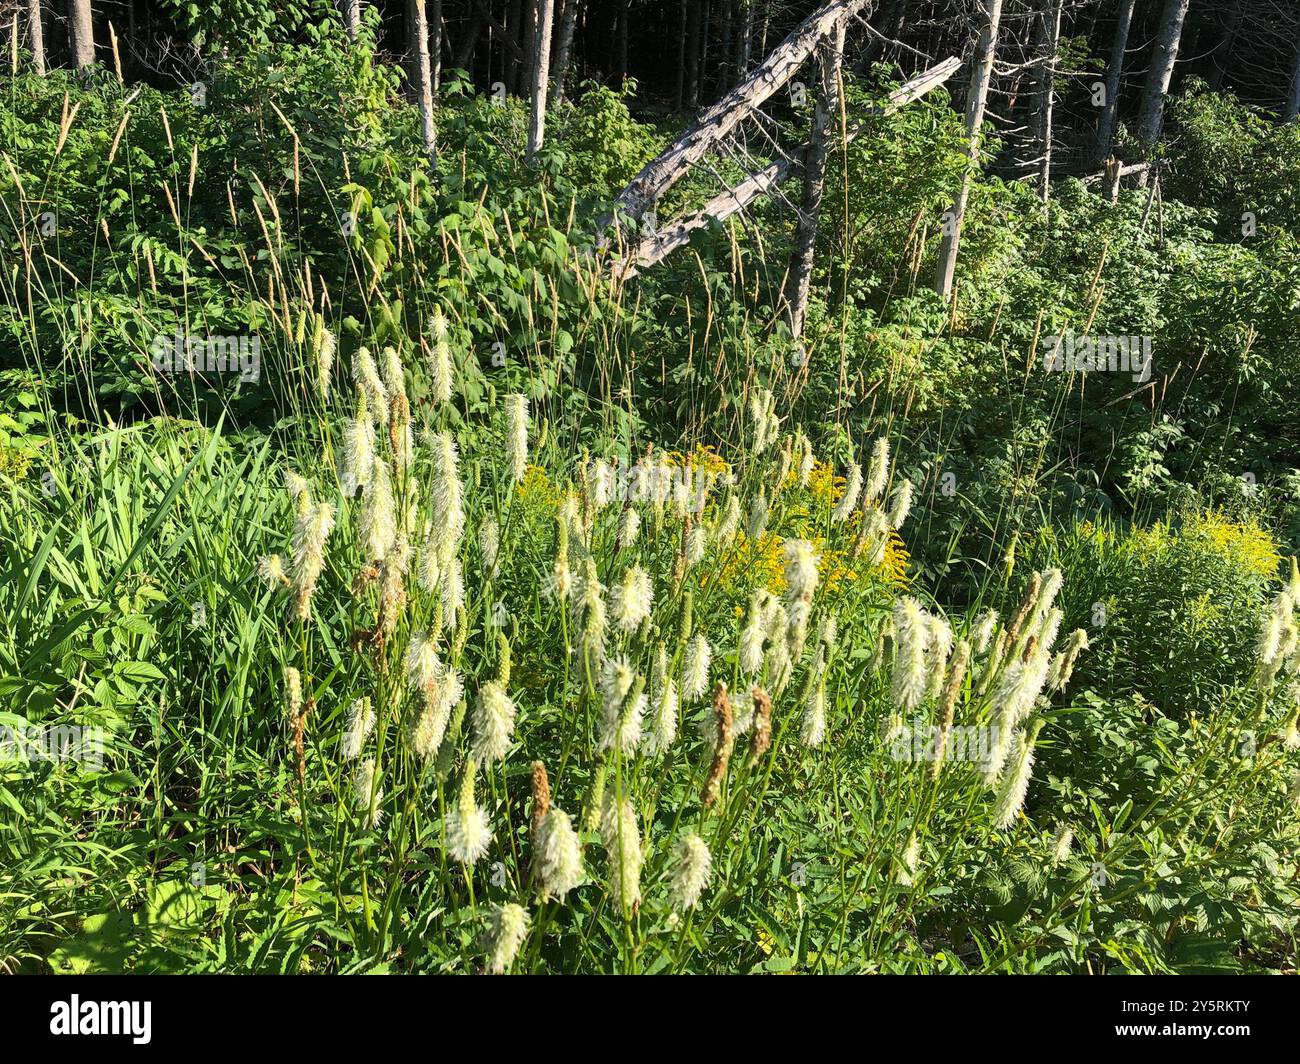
431,0,443,94
783,22,844,339
506,0,523,93
553,0,579,105
528,0,556,160
412,0,437,162
1287,33,1300,122
1207,0,1242,91
344,0,362,41
617,0,628,82
454,10,487,72
27,0,45,74
685,0,702,109
70,0,94,67
740,0,754,74
1092,0,1135,168
1034,0,1062,206
675,0,689,109
1136,0,1191,171
933,0,1002,300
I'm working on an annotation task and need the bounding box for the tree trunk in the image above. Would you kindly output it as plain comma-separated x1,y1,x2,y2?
1091,0,1135,168
1287,34,1300,122
553,0,579,105
615,55,961,278
528,0,556,161
27,0,45,74
412,0,437,162
431,0,443,94
933,0,1002,301
676,0,688,109
1034,0,1062,207
70,0,94,67
454,10,487,72
685,0,702,109
608,0,871,232
344,0,361,41
1136,0,1191,171
740,0,754,74
506,0,523,93
783,21,844,340
1207,0,1243,91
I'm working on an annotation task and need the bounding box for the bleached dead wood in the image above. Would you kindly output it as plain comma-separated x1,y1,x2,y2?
613,55,961,280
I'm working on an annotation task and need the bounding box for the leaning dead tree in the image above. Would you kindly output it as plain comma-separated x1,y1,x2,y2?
933,0,1003,301
1136,0,1191,184
1091,0,1135,168
612,56,961,280
602,0,875,241
783,20,845,339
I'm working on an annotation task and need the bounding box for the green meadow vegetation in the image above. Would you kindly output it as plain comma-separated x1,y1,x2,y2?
2,1,1299,974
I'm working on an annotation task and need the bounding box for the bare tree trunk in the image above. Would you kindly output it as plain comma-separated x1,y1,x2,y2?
431,0,443,94
685,0,703,109
740,0,754,74
1287,33,1300,122
27,0,45,74
553,0,579,105
454,10,487,71
616,55,961,278
608,0,871,230
70,0,94,67
1034,0,1062,206
344,0,362,41
676,0,689,109
1136,0,1191,174
783,22,844,339
1092,0,1135,168
412,0,437,162
1207,0,1242,91
933,0,1002,301
528,0,556,161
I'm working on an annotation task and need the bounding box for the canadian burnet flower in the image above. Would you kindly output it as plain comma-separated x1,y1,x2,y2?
864,436,890,503
1052,824,1074,865
668,832,712,911
886,478,913,530
441,555,465,617
971,608,999,654
380,346,404,398
747,489,769,540
359,458,396,563
992,725,1040,829
715,493,741,547
890,597,929,712
577,557,607,656
339,392,376,497
445,759,492,864
289,478,334,622
685,524,706,568
833,462,862,522
897,834,921,887
505,393,529,484
854,506,890,566
283,666,303,725
802,651,828,747
486,902,529,975
610,564,653,634
428,307,453,405
797,432,815,487
598,656,645,755
409,666,463,760
674,634,708,703
783,538,819,605
257,553,290,590
429,431,466,566
618,506,641,549
647,643,679,753
479,516,500,577
1255,590,1295,691
739,589,772,676
315,320,335,401
534,807,585,901
353,757,383,830
351,346,388,424
341,696,375,760
600,792,643,910
472,680,517,763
